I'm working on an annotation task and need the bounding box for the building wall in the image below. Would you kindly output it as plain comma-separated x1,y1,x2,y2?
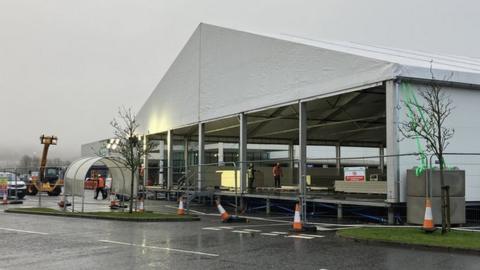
398,82,480,201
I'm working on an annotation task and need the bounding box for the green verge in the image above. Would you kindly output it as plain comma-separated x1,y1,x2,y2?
337,227,480,251
5,207,200,222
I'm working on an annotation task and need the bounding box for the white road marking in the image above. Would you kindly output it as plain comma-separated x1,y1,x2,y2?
218,226,234,230
243,229,261,232
0,227,49,235
260,233,279,236
271,231,288,235
299,234,325,238
202,227,222,231
286,235,315,239
315,226,334,231
98,240,219,257
232,230,252,234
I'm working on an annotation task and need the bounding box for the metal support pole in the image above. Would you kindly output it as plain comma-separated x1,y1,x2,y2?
218,142,224,166
337,204,343,219
239,113,247,193
379,145,385,174
184,138,188,179
386,80,400,203
299,101,307,222
158,140,165,187
143,135,149,188
288,142,295,184
167,130,173,190
266,198,270,215
388,205,395,225
234,164,238,216
335,143,341,176
198,123,205,191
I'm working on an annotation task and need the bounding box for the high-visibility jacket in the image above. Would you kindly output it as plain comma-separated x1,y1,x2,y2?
97,177,105,188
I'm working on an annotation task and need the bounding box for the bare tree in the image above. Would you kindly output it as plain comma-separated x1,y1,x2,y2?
108,107,156,213
18,155,33,174
400,67,455,234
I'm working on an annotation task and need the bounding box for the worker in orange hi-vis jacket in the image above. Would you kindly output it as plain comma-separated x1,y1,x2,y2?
94,175,107,200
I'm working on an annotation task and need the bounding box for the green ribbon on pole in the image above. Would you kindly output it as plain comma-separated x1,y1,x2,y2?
400,83,429,176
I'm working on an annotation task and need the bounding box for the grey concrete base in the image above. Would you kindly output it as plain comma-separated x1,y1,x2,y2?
407,196,465,225
407,169,465,197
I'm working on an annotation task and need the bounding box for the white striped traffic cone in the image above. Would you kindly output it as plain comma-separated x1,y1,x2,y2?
422,198,436,232
292,203,303,232
177,197,185,215
216,200,230,222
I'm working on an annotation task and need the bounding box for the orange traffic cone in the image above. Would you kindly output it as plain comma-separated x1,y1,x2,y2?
138,197,145,213
292,203,303,232
110,192,119,209
58,197,65,208
422,198,436,232
2,192,7,205
216,200,230,222
177,196,185,215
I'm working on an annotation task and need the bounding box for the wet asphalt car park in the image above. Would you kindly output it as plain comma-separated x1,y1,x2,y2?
1,193,480,270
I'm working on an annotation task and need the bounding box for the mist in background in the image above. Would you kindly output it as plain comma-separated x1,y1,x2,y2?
0,0,479,167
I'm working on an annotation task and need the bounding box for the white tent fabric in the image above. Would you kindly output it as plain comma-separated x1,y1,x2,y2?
136,23,480,135
64,157,138,197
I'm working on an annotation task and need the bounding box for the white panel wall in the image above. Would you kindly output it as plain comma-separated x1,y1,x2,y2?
398,82,480,201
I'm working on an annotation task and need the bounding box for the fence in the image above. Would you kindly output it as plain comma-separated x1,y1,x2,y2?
3,152,480,224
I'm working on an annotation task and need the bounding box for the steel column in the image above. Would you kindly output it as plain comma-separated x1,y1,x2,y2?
379,145,385,174
288,142,295,184
167,130,173,190
158,140,165,187
239,113,247,193
335,143,341,175
198,123,205,191
386,80,400,203
299,101,307,222
143,135,148,188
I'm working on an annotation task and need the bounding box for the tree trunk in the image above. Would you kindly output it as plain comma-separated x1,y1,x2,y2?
129,169,134,213
439,155,447,234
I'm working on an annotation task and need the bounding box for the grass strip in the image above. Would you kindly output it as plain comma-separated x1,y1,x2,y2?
337,227,480,251
5,207,200,222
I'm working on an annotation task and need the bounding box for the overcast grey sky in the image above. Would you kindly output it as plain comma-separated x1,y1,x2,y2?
0,0,479,166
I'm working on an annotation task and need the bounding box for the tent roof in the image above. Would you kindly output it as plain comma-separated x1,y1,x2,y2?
267,33,480,75
137,23,480,137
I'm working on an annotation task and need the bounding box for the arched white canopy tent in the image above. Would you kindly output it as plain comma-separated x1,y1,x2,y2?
64,156,138,211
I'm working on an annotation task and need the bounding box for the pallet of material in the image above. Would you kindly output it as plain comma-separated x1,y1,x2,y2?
334,181,387,194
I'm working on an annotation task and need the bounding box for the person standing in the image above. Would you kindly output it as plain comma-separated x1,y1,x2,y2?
247,163,256,192
272,163,283,188
94,174,106,200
